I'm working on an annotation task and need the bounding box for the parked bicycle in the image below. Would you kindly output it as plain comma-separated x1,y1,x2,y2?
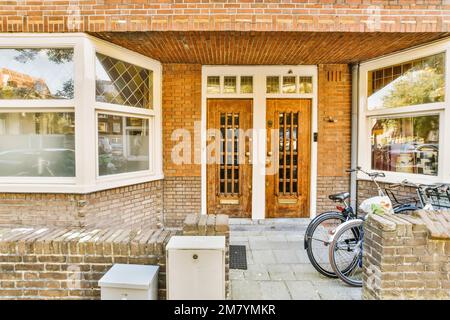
328,180,450,287
304,167,419,278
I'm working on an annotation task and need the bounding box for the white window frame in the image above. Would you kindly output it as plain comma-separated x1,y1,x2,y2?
0,33,163,193
358,39,450,184
202,66,318,219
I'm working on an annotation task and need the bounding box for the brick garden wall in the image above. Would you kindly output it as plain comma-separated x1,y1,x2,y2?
0,214,229,300
363,212,450,300
0,226,177,300
1,1,449,33
0,180,163,230
316,64,352,213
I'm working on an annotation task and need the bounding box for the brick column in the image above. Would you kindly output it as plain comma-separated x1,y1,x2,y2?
363,211,450,300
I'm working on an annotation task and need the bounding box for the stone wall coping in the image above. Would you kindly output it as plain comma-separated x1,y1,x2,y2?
0,226,178,245
366,211,450,240
182,214,229,235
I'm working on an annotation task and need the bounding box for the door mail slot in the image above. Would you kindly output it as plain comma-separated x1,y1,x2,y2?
220,199,239,205
278,198,298,204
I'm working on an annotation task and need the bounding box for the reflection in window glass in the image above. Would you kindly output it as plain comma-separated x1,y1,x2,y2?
0,48,74,99
207,76,220,94
98,114,149,176
267,76,280,94
371,115,439,176
240,76,253,94
299,76,313,94
223,76,237,93
282,76,296,94
368,53,445,110
0,112,75,177
96,53,152,109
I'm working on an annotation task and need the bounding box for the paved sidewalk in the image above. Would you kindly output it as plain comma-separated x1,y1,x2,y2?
229,218,362,300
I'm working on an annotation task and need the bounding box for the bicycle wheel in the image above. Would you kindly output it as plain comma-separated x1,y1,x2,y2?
329,219,364,287
305,212,346,278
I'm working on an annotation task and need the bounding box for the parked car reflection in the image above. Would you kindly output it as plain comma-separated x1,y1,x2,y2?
0,148,75,177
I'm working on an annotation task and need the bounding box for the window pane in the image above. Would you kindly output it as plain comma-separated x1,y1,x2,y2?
368,53,445,110
0,112,75,177
299,76,313,94
207,76,220,94
240,76,253,94
98,114,149,176
96,53,152,109
0,48,74,99
371,115,439,176
282,76,296,94
267,76,280,94
223,76,237,93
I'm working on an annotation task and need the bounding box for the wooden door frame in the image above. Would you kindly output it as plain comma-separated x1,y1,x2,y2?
201,66,318,219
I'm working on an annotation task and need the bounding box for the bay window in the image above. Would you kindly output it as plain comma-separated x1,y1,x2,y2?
0,34,162,193
359,40,450,183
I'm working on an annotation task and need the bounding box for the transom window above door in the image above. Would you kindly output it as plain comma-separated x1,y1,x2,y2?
266,76,313,94
207,75,253,94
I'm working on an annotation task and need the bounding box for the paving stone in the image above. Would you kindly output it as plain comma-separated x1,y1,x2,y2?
246,264,270,281
231,280,262,300
229,270,245,280
252,250,276,264
267,264,296,281
273,249,301,263
286,281,321,300
259,281,292,300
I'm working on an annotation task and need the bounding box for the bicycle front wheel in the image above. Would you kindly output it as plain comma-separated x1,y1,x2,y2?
329,219,364,287
305,212,346,278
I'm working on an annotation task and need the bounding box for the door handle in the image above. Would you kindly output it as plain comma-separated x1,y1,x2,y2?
267,151,272,156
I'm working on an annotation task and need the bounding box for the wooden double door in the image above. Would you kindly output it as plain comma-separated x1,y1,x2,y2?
207,98,311,218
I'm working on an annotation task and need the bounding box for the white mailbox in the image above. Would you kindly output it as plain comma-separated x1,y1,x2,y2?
98,264,159,300
166,236,226,300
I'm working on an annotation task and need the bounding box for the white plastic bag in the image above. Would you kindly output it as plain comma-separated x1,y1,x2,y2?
359,196,394,215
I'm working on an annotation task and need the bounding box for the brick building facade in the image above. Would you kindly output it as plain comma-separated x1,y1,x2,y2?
0,1,449,228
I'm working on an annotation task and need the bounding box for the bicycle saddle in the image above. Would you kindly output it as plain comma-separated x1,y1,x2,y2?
329,192,350,201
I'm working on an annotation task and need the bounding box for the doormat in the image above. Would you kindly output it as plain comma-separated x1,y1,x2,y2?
229,245,247,270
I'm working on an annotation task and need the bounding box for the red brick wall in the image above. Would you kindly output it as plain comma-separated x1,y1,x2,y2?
0,1,448,33
316,64,352,213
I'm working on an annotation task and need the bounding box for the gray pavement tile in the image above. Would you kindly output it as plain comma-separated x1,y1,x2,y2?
273,249,301,264
259,281,292,300
286,281,321,300
231,280,262,300
267,264,296,281
252,249,277,264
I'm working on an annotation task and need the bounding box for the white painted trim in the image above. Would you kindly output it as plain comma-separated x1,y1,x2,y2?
201,66,318,219
0,33,163,193
358,39,450,184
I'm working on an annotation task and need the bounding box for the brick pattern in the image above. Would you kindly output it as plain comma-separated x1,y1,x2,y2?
1,1,450,33
0,226,178,300
363,212,450,300
162,63,201,177
0,214,229,300
316,64,352,214
357,179,418,208
163,177,201,228
0,180,163,230
182,213,230,299
93,32,448,65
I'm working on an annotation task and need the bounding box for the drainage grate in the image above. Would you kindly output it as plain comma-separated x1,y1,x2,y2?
229,245,247,270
